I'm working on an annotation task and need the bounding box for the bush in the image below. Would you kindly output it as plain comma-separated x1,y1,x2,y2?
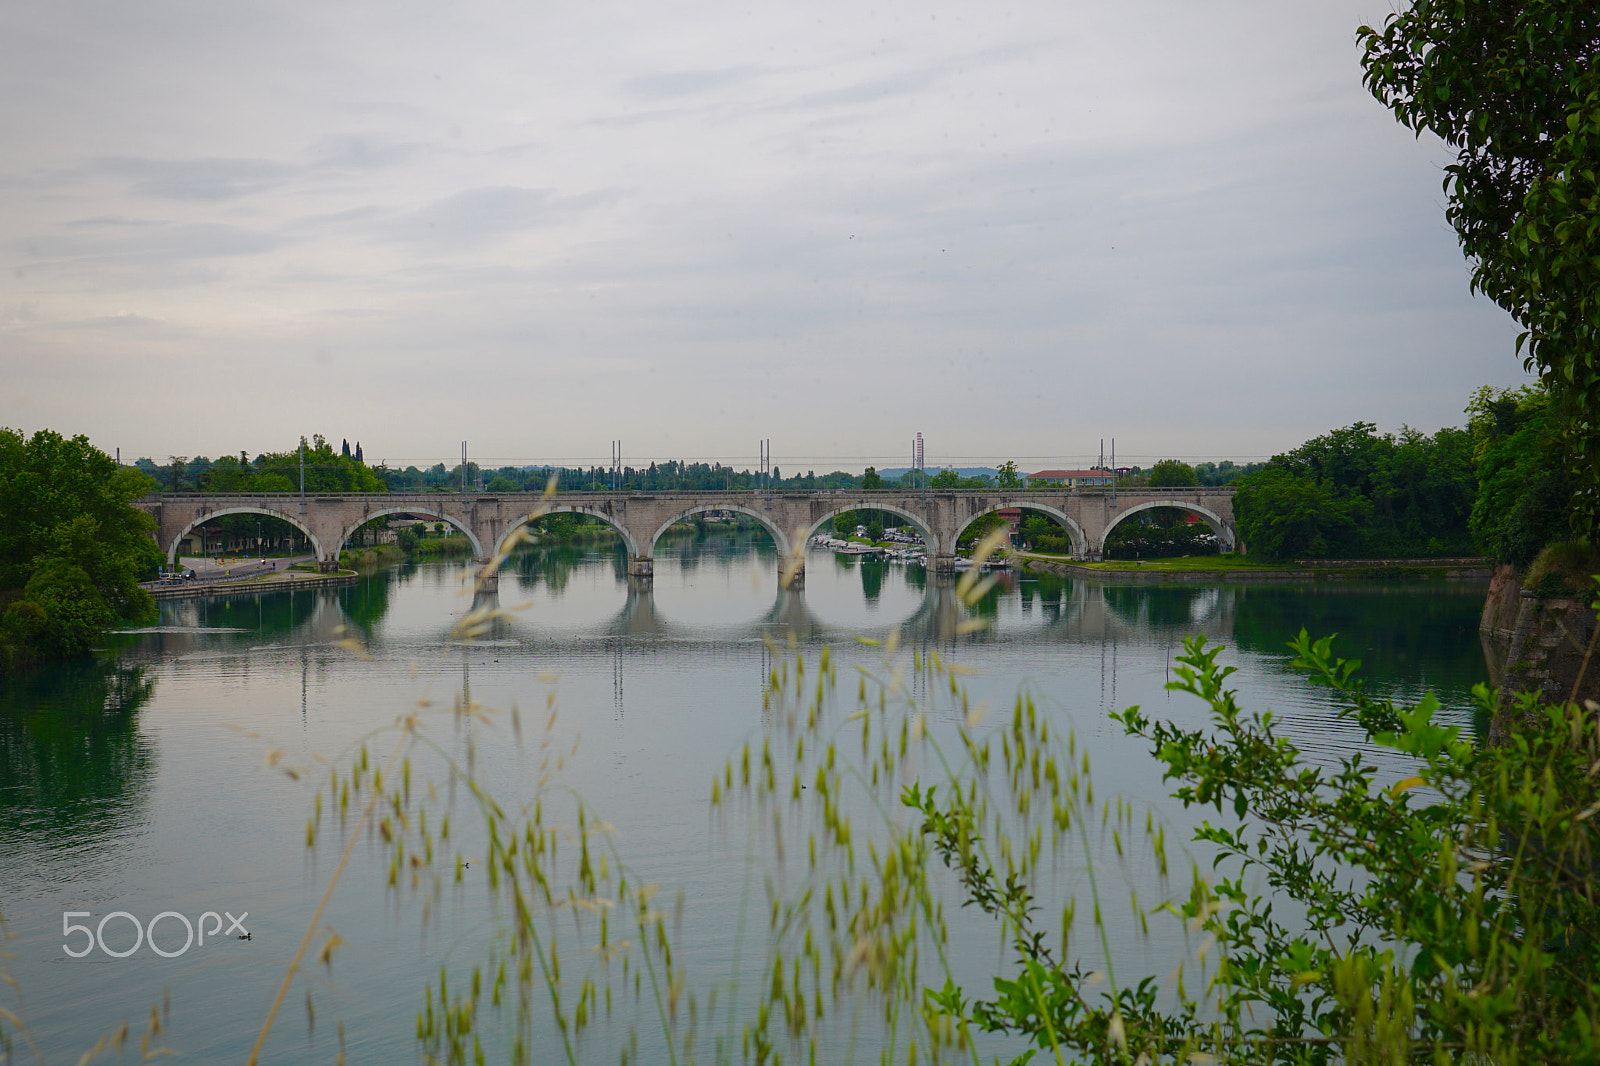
20,558,114,656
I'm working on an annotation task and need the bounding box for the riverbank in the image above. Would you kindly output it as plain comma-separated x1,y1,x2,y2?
1020,553,1492,583
146,568,360,599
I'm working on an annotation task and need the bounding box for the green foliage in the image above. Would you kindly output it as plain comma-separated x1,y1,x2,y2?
0,429,159,670
997,460,1022,490
907,631,1600,1063
1360,2,1600,535
1103,515,1219,559
1234,468,1362,560
959,511,1008,549
928,468,994,491
1234,422,1476,560
1194,460,1262,487
524,512,613,542
861,466,884,490
1011,512,1074,554
20,559,114,656
1103,633,1600,1063
376,460,859,493
1521,540,1600,599
240,434,384,494
1468,384,1575,566
1147,460,1198,488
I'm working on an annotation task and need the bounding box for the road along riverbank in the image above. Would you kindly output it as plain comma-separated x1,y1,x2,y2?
144,568,360,599
1019,554,1491,584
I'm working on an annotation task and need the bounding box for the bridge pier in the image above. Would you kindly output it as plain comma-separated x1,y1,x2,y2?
931,554,958,575
780,561,804,589
628,555,653,591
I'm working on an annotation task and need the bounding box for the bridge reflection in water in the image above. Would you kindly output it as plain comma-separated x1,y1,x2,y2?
128,566,1237,664
457,568,1237,648
118,555,1495,753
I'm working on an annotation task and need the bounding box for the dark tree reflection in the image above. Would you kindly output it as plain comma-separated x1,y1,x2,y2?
0,661,156,835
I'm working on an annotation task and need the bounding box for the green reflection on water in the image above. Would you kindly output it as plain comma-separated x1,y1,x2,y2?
860,561,884,603
0,660,156,831
1229,582,1490,695
339,566,403,635
1104,584,1209,629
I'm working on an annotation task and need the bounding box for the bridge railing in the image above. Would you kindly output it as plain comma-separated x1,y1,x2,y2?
140,486,1237,502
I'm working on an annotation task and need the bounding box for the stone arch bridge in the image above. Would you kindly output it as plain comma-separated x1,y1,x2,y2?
136,488,1239,580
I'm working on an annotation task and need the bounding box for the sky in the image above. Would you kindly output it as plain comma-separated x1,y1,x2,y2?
0,0,1534,474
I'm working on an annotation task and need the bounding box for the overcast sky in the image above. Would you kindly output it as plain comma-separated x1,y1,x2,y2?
0,0,1532,473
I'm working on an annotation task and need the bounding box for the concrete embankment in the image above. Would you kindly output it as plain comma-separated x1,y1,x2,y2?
145,570,359,600
1020,555,1491,584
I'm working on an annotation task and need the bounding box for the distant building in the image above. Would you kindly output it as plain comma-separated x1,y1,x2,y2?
1024,469,1114,488
996,507,1022,544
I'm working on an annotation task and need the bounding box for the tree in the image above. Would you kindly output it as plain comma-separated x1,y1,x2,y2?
1234,467,1362,559
1236,420,1477,559
861,466,883,490
250,436,384,494
1469,384,1574,565
1147,459,1198,488
0,429,159,668
1360,3,1600,532
165,456,188,492
996,460,1021,490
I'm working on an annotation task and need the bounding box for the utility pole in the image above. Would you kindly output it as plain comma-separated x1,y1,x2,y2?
915,432,925,503
461,441,468,495
1111,438,1117,504
612,440,622,494
299,441,306,514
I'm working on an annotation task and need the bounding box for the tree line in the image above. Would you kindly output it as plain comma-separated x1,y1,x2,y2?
1230,385,1578,566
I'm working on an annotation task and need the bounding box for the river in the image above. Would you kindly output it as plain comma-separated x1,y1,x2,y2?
0,531,1492,1064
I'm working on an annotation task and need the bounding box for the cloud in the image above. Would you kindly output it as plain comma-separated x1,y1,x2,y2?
379,186,618,249
96,156,298,202
308,135,424,172
30,222,284,264
0,0,1532,463
625,67,761,99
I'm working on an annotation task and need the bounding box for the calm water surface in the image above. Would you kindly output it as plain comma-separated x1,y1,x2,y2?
0,533,1492,1063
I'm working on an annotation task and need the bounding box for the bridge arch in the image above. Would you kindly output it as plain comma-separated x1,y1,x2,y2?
803,503,936,552
647,504,791,558
1100,500,1238,554
959,501,1088,557
342,507,484,561
492,503,641,560
166,506,324,566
